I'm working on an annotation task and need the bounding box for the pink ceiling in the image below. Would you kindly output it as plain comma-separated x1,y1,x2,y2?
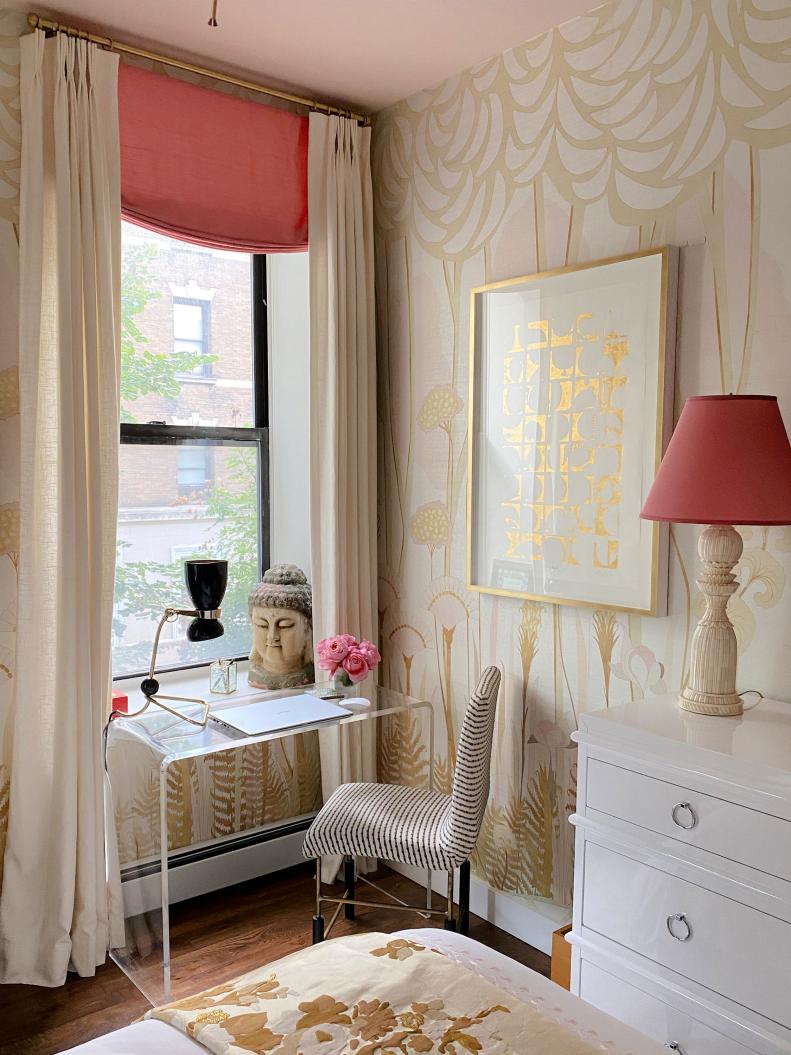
11,0,600,113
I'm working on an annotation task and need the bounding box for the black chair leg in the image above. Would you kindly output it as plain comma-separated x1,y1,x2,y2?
458,860,471,936
312,858,324,942
344,855,356,920
312,914,325,943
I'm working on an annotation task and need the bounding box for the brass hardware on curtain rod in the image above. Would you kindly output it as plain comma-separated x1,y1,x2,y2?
27,12,371,125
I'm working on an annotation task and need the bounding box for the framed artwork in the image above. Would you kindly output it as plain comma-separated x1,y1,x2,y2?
467,247,678,615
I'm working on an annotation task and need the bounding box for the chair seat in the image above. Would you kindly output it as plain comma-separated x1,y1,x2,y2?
303,781,464,871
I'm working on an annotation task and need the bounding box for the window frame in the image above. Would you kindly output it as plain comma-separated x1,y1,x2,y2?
115,254,270,680
173,294,212,379
176,442,215,497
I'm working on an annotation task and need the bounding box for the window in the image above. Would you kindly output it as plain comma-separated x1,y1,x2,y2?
113,221,268,678
177,445,214,497
173,297,212,378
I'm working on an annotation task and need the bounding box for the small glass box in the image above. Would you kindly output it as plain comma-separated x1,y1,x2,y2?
209,658,237,695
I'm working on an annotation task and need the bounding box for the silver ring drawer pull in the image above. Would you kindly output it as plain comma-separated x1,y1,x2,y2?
666,913,692,941
671,802,698,830
665,1044,685,1054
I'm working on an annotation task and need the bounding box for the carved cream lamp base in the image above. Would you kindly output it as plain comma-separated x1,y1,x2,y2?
679,686,743,717
678,524,744,718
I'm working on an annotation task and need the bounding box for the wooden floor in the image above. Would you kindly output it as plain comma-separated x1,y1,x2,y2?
0,863,550,1055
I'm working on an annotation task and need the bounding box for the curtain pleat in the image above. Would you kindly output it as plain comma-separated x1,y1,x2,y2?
308,114,378,882
0,29,121,985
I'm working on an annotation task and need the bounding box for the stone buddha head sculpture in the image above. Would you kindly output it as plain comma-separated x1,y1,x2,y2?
248,564,314,690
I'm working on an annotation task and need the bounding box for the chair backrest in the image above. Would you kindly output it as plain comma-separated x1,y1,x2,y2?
440,666,501,863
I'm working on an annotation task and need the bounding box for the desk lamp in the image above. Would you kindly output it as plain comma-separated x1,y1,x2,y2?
641,396,791,716
135,558,228,728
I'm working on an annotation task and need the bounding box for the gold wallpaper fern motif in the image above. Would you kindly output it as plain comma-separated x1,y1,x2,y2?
374,0,791,906
109,734,321,866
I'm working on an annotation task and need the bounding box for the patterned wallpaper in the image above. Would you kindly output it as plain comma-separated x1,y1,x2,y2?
373,0,791,905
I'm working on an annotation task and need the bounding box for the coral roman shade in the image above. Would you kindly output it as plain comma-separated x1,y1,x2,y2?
118,63,308,251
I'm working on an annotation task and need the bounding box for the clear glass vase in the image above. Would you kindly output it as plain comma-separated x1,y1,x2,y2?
209,658,237,694
317,671,355,700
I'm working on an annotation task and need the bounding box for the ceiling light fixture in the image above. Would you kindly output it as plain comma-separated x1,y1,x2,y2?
208,0,219,27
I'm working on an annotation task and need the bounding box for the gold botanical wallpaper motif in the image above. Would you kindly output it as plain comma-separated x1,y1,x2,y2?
375,0,791,906
109,734,321,866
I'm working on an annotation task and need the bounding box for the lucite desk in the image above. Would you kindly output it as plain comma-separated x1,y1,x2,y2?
105,682,433,1003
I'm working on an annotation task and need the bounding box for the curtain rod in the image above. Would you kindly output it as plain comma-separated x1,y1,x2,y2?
27,13,372,126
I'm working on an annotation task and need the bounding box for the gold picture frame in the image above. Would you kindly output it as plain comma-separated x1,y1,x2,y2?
466,247,678,616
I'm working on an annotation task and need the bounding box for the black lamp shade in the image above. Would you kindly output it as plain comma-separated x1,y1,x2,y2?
184,559,227,642
184,559,228,612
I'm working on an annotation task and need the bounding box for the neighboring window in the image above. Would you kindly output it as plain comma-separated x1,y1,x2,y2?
113,220,268,678
177,445,214,497
173,297,212,377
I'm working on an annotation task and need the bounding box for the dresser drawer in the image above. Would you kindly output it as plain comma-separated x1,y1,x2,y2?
582,841,791,1027
586,758,791,882
579,958,757,1055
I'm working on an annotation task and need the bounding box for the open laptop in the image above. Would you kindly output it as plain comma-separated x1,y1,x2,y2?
209,692,353,737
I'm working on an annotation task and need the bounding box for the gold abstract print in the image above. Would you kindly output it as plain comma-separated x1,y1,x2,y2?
374,0,791,908
500,317,626,570
149,932,609,1054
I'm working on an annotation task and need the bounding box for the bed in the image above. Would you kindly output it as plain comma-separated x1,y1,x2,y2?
62,928,662,1054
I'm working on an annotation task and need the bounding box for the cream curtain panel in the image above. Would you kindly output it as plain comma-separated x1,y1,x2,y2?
0,31,121,985
308,114,378,883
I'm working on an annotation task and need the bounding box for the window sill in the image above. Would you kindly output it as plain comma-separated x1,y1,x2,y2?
174,375,217,386
114,659,254,712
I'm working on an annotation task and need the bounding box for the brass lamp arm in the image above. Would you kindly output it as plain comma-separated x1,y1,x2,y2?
121,607,215,729
146,608,181,682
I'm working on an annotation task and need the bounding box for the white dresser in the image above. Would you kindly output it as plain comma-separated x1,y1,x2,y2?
569,695,791,1055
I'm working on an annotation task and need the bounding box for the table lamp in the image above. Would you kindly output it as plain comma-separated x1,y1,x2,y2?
133,558,228,728
641,395,791,716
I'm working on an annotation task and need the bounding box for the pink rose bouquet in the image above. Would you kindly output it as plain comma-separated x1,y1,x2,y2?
316,633,381,689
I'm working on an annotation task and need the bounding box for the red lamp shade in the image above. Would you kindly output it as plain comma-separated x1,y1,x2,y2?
641,395,791,525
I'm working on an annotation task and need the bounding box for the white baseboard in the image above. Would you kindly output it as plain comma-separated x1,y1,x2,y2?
388,861,570,956
121,827,309,918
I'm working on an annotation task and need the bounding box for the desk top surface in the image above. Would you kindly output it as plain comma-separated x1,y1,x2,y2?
108,676,424,760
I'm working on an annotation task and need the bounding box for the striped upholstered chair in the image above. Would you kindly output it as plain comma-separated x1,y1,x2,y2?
303,666,501,941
